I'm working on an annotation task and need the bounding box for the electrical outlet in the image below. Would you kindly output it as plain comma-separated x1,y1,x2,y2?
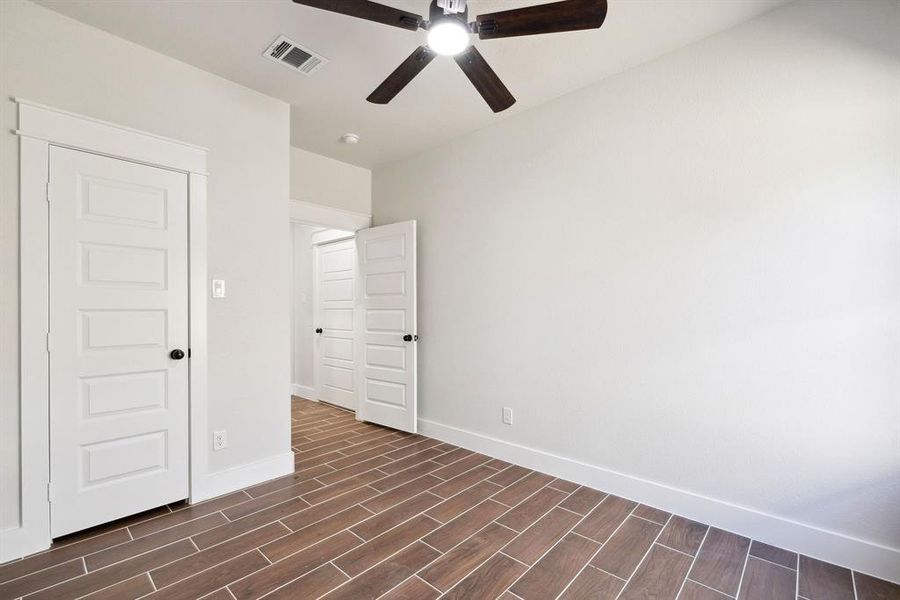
213,430,227,451
502,407,513,425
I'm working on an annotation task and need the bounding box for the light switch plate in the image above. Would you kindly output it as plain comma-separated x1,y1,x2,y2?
212,279,226,298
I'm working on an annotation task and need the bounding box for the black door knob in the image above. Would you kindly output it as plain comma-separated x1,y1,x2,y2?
403,334,413,342
170,349,185,360
315,328,323,334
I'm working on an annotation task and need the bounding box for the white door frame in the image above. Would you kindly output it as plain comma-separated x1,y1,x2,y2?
289,199,369,408
7,99,208,562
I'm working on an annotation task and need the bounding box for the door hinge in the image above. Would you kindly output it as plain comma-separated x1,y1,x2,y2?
46,331,51,353
47,482,53,502
46,182,51,203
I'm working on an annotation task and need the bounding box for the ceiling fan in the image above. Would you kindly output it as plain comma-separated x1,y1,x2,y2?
291,0,608,112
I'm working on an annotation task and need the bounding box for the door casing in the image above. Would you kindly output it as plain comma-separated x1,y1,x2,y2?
9,99,208,562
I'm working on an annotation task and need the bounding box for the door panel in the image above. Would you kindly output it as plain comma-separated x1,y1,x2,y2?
315,239,357,410
50,146,189,537
356,221,417,432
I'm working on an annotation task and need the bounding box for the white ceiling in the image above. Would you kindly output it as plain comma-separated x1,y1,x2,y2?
37,0,787,168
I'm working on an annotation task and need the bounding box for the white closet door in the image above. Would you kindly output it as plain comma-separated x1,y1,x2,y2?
355,220,417,433
49,147,190,537
315,238,357,410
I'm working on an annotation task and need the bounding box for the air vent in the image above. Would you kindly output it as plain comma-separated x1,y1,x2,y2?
263,35,327,76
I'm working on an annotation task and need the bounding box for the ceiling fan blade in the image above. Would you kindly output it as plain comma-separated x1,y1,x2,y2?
367,46,437,104
292,0,422,31
475,0,607,39
454,46,516,113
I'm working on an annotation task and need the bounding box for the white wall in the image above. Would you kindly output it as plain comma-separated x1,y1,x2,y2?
291,223,320,396
291,146,371,214
1,0,291,537
373,0,900,580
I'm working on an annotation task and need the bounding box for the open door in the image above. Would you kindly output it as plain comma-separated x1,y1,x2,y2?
355,220,417,432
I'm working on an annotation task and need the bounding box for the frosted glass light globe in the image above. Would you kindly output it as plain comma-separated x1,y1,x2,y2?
427,20,470,56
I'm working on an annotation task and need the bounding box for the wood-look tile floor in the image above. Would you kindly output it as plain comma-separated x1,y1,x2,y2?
2,397,898,600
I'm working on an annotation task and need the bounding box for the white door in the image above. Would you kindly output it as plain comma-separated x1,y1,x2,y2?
49,146,190,537
355,221,418,432
314,238,357,410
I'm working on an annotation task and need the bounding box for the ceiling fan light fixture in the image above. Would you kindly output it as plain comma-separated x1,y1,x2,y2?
427,20,470,56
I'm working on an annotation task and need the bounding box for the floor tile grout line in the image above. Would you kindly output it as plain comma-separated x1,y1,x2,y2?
674,525,712,600
656,541,694,559
609,511,675,600
746,552,798,573
732,538,753,599
683,577,736,598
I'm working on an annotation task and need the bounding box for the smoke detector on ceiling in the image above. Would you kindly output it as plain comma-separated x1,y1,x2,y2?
263,35,327,76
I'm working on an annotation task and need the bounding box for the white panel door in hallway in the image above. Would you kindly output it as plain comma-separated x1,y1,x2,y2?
315,238,357,410
356,220,417,433
49,146,190,537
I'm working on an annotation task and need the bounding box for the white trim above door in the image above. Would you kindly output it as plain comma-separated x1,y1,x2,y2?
5,99,208,563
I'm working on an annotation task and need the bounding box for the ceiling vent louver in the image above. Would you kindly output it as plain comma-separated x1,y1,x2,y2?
263,35,327,75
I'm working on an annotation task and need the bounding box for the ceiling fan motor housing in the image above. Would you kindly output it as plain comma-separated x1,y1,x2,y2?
430,0,468,24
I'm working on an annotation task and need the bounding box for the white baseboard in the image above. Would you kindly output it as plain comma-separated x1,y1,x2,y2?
291,384,315,400
192,451,294,504
418,418,900,584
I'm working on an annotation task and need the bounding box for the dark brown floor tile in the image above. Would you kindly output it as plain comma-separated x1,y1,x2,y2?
442,553,526,600
316,455,393,486
484,458,512,471
380,448,445,474
488,465,532,487
380,576,440,600
619,544,693,600
432,448,473,466
493,472,555,507
152,521,289,588
281,485,378,531
679,580,733,599
633,504,671,525
302,469,383,504
229,531,361,600
748,540,797,570
81,573,155,600
129,491,248,539
657,515,708,556
559,565,624,600
25,540,195,600
351,492,443,540
0,528,130,584
738,556,795,600
798,555,855,600
143,550,268,600
372,461,444,493
262,562,349,600
420,523,516,591
223,478,321,520
192,497,307,550
497,486,567,532
323,542,440,600
335,514,440,577
423,500,509,552
362,475,442,514
573,495,636,543
689,528,750,596
430,465,497,499
559,486,607,515
548,478,580,493
261,505,372,562
427,480,504,523
503,507,582,565
383,439,444,462
0,558,84,598
244,464,334,498
511,532,600,599
431,453,491,480
591,516,662,579
854,572,900,600
86,512,227,571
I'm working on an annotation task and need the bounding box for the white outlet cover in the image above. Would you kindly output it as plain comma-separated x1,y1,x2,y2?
213,429,227,451
212,279,226,298
502,407,513,425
